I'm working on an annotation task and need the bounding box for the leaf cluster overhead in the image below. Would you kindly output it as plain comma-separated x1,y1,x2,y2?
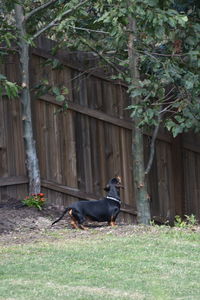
1,0,200,136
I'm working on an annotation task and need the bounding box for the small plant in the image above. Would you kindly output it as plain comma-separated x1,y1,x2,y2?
185,214,198,226
174,215,186,228
174,214,198,228
22,193,46,210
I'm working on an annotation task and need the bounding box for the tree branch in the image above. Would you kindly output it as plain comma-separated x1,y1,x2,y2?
138,50,187,58
144,114,161,175
24,0,59,22
68,25,109,35
151,52,187,57
79,37,122,74
0,47,19,53
32,0,89,40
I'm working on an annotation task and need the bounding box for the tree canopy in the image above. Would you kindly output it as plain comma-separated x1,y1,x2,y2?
66,0,200,137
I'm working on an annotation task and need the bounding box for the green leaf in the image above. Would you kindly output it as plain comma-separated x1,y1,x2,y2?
165,120,175,131
52,59,62,70
5,85,11,99
43,79,49,85
131,89,143,98
0,74,6,81
172,126,183,137
52,87,61,96
56,95,65,102
146,109,154,119
62,87,69,95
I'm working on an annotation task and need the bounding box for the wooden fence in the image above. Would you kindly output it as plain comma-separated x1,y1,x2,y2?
1,38,200,223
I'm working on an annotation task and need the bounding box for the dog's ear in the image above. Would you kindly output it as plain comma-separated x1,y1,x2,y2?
104,184,110,192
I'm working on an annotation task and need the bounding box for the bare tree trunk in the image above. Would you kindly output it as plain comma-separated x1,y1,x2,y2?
14,4,41,194
128,17,151,225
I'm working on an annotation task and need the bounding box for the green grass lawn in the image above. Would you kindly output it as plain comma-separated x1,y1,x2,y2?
0,227,200,300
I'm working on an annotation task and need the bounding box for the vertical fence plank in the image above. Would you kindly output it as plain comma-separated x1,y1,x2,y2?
156,141,171,220
195,154,200,220
143,135,159,218
171,136,184,217
0,98,7,178
183,150,198,218
95,79,107,193
73,73,93,193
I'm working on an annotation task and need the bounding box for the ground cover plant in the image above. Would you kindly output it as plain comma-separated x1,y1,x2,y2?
1,224,200,300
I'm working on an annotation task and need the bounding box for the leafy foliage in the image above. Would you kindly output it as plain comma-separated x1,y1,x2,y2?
0,0,89,101
174,214,198,228
0,74,20,99
34,78,69,111
63,0,200,137
1,0,200,135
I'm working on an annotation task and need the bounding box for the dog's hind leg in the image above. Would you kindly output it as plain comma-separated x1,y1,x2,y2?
68,209,79,229
108,215,118,227
68,209,87,229
76,214,87,230
79,224,88,230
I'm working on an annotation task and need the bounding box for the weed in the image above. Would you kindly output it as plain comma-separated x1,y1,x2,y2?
174,214,198,228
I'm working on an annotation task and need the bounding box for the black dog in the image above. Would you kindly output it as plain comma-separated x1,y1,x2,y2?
52,177,123,229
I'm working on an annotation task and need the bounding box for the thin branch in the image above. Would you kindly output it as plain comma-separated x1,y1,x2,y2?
0,47,19,53
24,0,59,22
79,37,122,74
145,114,162,175
150,87,176,106
70,66,99,82
137,50,159,61
68,25,109,35
157,97,183,114
151,95,175,106
151,52,187,57
138,50,187,58
143,92,152,102
158,104,174,114
32,0,89,40
164,86,176,99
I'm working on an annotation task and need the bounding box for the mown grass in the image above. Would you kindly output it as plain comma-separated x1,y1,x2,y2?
0,227,200,300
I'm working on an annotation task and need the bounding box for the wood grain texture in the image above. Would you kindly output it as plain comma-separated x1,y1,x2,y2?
1,42,200,222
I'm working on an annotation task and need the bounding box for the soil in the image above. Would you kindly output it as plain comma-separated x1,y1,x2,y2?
1,199,199,246
0,199,148,246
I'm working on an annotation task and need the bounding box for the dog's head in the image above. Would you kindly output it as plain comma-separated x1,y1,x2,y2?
104,176,123,192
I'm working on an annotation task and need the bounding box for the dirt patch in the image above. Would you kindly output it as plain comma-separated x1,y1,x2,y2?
1,199,200,246
0,199,144,245
0,199,59,233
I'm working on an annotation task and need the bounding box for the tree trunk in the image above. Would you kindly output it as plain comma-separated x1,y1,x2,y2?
128,17,151,224
14,4,41,194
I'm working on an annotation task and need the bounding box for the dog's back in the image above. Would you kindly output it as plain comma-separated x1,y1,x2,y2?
70,197,120,222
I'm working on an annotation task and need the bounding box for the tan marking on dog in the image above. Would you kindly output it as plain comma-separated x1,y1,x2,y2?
68,209,79,229
116,176,121,183
68,209,73,216
79,224,88,230
108,221,116,227
108,216,117,227
111,221,116,227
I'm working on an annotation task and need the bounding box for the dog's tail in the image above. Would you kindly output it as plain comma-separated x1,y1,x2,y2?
52,208,69,226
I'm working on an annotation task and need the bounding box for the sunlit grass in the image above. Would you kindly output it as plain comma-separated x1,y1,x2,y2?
0,227,200,299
